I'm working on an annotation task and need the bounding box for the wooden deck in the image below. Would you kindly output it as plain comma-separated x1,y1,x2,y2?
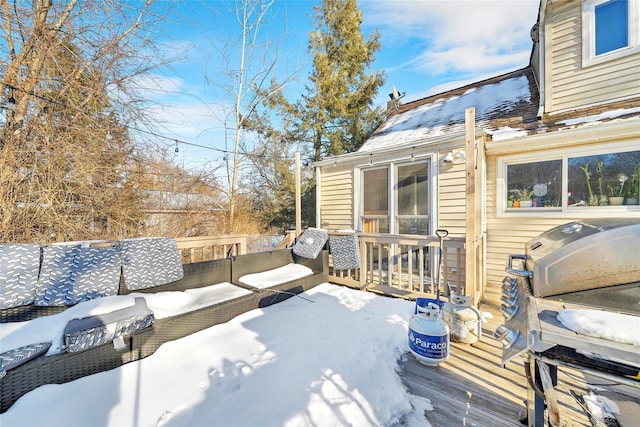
397,285,594,427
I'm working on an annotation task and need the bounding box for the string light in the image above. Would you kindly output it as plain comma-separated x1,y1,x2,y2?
1,80,318,164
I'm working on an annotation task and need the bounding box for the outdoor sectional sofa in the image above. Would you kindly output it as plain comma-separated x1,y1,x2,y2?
0,239,327,414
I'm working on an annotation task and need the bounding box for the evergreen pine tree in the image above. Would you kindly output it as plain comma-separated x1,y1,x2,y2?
305,0,386,160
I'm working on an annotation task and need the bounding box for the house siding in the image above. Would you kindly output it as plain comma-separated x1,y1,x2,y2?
545,1,640,113
484,154,583,288
438,161,467,238
318,167,354,230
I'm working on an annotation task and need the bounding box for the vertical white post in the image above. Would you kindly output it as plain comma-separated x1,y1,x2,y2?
295,151,301,238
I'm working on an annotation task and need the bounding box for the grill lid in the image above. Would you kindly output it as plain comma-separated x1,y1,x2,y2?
525,218,640,297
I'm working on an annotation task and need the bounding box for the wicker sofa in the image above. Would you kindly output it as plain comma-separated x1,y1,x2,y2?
0,247,327,413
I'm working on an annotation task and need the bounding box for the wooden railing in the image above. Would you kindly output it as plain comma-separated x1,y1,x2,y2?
175,235,247,264
328,233,466,299
175,232,465,299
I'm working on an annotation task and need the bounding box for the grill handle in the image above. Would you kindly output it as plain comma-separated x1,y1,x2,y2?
505,254,532,278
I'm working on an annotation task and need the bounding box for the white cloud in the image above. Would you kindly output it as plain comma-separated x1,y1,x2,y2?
362,0,539,76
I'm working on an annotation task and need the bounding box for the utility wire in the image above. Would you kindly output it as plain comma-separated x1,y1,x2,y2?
1,81,316,164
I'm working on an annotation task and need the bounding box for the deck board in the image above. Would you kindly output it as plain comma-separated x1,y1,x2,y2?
397,287,594,426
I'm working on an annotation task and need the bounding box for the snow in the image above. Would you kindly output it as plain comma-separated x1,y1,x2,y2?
1,284,254,356
359,73,532,152
557,308,640,347
557,107,640,126
0,283,434,427
484,126,529,141
239,263,313,288
583,392,620,423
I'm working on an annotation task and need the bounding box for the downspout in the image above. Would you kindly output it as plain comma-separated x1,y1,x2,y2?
315,165,322,228
537,0,548,118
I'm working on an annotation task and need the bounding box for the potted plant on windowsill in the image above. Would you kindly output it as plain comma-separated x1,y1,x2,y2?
512,187,534,208
579,164,597,205
624,166,639,205
608,173,627,205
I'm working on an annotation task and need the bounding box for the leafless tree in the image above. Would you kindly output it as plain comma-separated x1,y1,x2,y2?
0,0,173,243
202,0,300,232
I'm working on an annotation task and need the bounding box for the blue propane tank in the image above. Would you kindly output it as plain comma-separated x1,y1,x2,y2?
408,303,450,366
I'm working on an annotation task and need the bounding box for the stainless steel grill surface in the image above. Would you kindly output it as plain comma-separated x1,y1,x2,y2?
493,218,640,426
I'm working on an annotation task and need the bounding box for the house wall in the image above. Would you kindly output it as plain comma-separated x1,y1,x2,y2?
318,166,354,230
438,160,467,238
484,155,583,287
544,0,640,113
483,119,640,289
317,144,468,236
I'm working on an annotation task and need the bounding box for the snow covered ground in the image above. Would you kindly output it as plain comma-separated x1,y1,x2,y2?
2,279,638,426
0,283,433,427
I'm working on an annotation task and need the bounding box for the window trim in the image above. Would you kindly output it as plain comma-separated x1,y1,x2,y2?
394,160,431,235
358,154,436,234
361,165,390,233
497,141,640,217
582,0,640,67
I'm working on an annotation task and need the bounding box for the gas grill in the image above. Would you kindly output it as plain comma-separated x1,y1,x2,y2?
493,218,640,427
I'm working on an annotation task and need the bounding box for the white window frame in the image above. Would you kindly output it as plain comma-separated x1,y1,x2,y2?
358,153,437,234
360,165,390,233
582,0,640,67
394,160,431,235
497,141,640,217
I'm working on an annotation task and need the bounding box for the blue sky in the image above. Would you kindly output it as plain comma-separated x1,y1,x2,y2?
139,0,540,169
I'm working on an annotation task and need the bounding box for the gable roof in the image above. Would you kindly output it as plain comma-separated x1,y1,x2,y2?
358,66,640,154
359,68,539,152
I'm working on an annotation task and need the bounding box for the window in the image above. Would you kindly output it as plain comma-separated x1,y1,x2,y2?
595,0,628,54
361,159,433,233
583,0,640,66
506,160,562,209
396,163,429,234
568,151,640,206
501,147,640,212
362,167,389,232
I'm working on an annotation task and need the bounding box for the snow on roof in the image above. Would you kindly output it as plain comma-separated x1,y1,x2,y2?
359,69,536,152
357,66,640,153
558,107,640,127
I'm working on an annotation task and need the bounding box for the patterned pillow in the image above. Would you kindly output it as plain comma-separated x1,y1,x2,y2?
292,228,328,259
0,342,51,378
70,245,121,304
329,234,361,270
34,245,78,306
63,297,154,353
0,244,41,309
121,238,184,290
34,244,122,306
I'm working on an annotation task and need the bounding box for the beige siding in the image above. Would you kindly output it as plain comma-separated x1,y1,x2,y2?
438,162,467,237
545,1,640,113
484,155,583,288
319,167,353,230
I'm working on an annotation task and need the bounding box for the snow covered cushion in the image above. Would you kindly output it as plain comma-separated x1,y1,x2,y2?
34,245,121,306
63,297,154,353
238,263,314,289
0,244,41,309
142,283,253,319
292,228,328,259
121,238,184,290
